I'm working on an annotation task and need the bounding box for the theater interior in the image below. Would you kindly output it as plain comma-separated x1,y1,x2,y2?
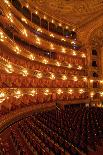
0,0,103,155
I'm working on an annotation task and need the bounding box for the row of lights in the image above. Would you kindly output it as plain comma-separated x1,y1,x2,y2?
0,30,85,71
0,88,86,103
4,0,75,44
3,62,87,81
2,4,83,58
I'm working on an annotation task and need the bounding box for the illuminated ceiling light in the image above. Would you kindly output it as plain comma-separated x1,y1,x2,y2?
35,11,38,14
77,65,82,70
68,64,72,68
56,61,61,66
5,63,14,73
14,46,21,54
21,17,27,24
81,53,86,58
79,89,84,94
50,43,54,50
72,50,77,56
51,19,54,23
50,73,55,80
29,54,35,60
83,77,87,82
73,76,78,81
42,59,48,64
14,90,22,98
66,26,68,29
22,29,28,37
22,69,28,76
44,89,50,95
57,88,63,95
29,89,37,96
7,13,13,23
0,92,6,103
50,34,54,38
36,72,43,78
61,48,66,53
62,75,67,80
68,89,73,94
4,0,10,7
37,28,42,33
71,41,76,44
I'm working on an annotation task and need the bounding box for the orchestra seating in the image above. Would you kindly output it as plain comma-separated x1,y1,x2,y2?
0,106,103,155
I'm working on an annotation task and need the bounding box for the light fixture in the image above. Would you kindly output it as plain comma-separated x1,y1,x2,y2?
21,17,27,24
36,72,43,78
57,88,63,95
56,61,61,66
42,59,48,64
68,89,73,94
14,46,21,54
50,34,54,38
50,73,55,80
68,64,72,68
73,76,78,81
62,75,67,80
44,89,50,95
14,90,22,98
81,53,86,58
7,13,13,23
5,63,14,73
77,65,82,70
37,28,42,33
79,89,84,94
29,54,35,61
22,29,28,37
30,89,37,96
0,92,6,103
22,69,28,76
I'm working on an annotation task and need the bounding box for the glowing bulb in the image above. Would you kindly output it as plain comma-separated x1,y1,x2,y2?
68,89,73,94
36,72,43,78
68,64,72,68
5,63,14,73
90,92,94,97
35,11,38,14
21,18,27,24
50,34,54,38
30,89,37,96
83,77,87,82
56,61,61,66
57,89,63,95
61,48,66,53
72,50,77,56
14,90,22,98
50,73,55,80
51,19,54,23
77,65,82,70
44,89,49,95
14,46,21,54
42,59,48,64
0,92,6,103
7,13,13,23
81,53,86,58
73,76,78,81
79,89,84,94
61,38,66,41
29,54,35,60
37,28,42,33
50,44,54,50
22,69,28,76
62,75,67,80
22,29,28,37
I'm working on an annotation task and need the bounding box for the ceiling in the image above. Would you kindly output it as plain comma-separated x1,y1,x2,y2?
31,0,103,28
